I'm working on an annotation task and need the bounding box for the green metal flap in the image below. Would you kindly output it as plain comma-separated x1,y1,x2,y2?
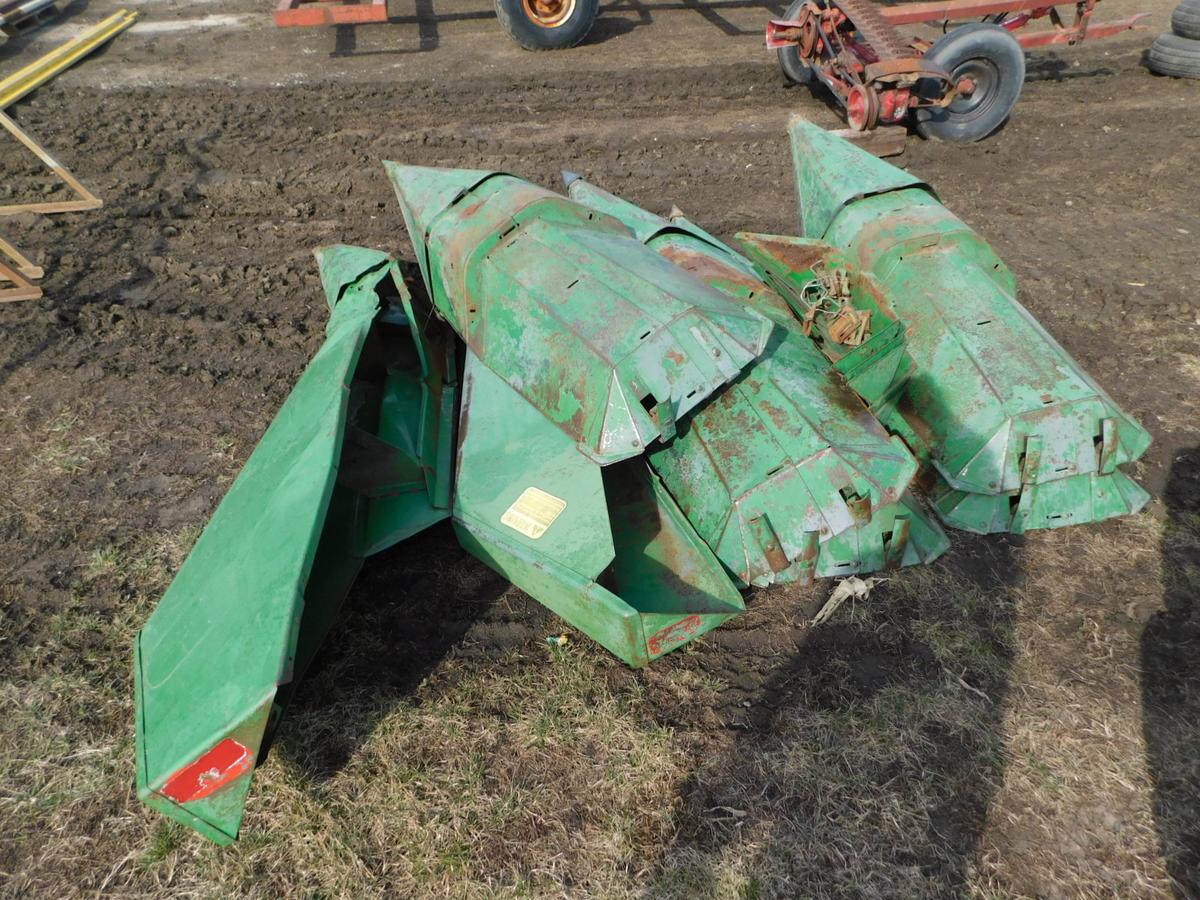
134,271,380,843
135,246,461,845
931,469,1151,535
453,348,615,580
817,491,949,578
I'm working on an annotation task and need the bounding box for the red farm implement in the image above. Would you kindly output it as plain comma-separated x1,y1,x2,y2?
767,0,1148,141
275,0,601,49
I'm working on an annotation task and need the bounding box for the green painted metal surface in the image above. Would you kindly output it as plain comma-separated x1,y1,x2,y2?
453,349,743,666
787,115,928,239
818,490,949,578
786,118,1150,532
135,246,456,843
563,178,937,586
135,144,1151,845
387,164,773,463
733,232,913,415
135,252,381,843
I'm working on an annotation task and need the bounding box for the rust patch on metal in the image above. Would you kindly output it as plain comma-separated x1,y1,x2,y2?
648,614,703,656
659,244,767,296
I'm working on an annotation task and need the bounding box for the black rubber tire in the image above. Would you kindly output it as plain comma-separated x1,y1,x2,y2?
777,0,816,85
914,23,1025,143
1147,31,1200,78
1171,0,1200,41
494,0,599,50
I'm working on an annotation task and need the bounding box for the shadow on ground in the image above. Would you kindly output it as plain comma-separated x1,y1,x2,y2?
269,521,510,781
647,533,1021,896
1024,53,1115,82
1142,446,1200,899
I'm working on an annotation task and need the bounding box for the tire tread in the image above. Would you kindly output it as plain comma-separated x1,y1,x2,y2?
1147,31,1200,78
1171,0,1200,40
494,0,599,50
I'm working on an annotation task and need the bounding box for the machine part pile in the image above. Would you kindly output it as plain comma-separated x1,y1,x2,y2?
133,119,1149,844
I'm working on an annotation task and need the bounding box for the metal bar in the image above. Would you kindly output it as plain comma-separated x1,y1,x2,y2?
879,0,1060,25
1015,13,1147,45
0,111,102,216
0,234,43,278
0,9,137,109
828,125,908,157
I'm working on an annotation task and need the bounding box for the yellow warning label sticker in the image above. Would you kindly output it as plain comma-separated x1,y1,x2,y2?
500,487,566,540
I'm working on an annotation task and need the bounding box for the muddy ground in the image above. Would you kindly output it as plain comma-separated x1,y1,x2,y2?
1,0,1198,897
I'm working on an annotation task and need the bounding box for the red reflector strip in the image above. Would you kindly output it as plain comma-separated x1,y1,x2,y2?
161,739,253,804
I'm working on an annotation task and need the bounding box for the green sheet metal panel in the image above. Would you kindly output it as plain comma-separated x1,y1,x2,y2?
931,468,1150,534
818,490,949,577
646,324,918,588
134,255,382,844
135,247,457,844
733,232,914,414
787,118,1151,529
561,177,927,586
387,164,772,464
452,350,742,665
787,114,929,239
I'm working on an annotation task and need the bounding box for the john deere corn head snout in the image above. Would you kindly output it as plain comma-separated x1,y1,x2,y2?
134,119,1149,843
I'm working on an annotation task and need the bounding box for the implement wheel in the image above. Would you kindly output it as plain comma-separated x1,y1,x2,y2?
777,0,818,85
914,23,1025,143
495,0,599,49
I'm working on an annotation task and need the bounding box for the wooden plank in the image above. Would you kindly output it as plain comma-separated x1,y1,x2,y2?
275,0,386,27
0,257,42,302
0,111,102,216
0,233,42,278
828,126,908,158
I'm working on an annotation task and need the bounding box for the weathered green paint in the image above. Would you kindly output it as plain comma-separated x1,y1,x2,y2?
387,163,773,464
818,491,949,577
566,177,937,586
733,232,913,414
788,114,929,239
787,118,1150,531
565,177,757,278
931,468,1150,534
137,144,1153,845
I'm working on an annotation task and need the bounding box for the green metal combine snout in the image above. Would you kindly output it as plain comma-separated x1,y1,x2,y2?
133,119,1149,844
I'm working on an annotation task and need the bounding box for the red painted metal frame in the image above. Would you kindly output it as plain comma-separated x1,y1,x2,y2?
1014,14,1146,46
767,0,1146,134
875,0,1148,48
275,0,386,27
